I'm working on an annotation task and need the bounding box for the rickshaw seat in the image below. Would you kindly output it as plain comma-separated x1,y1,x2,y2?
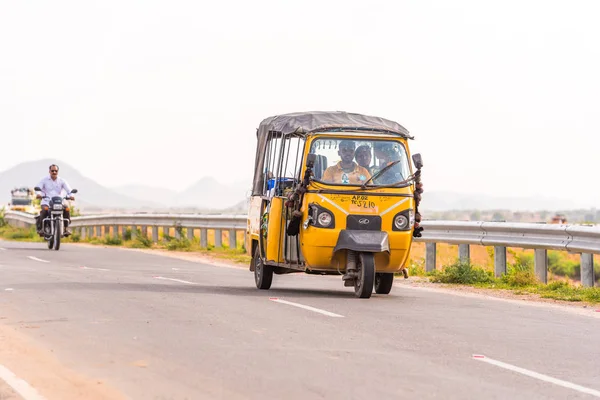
313,154,328,179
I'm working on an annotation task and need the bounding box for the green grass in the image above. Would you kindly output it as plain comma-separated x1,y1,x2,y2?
0,225,252,265
426,258,600,304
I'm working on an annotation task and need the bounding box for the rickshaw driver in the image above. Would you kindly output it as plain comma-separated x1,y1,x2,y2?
355,144,375,175
372,142,405,185
322,140,371,185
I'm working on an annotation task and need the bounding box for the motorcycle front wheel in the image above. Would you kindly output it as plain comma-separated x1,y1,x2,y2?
53,220,61,251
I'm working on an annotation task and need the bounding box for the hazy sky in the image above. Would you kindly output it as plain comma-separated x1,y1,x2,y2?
2,0,599,207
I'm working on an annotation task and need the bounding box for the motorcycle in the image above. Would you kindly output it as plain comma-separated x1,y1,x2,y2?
34,187,78,251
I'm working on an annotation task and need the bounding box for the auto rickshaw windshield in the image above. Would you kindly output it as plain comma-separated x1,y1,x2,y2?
310,138,410,187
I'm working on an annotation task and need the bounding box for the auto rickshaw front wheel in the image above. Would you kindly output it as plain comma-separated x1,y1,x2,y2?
254,246,273,290
374,273,394,294
355,253,375,299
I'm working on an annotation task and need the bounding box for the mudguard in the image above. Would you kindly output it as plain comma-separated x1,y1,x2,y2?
333,230,390,253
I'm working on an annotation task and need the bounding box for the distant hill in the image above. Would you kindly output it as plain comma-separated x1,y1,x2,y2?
111,177,251,210
0,159,163,210
111,184,178,206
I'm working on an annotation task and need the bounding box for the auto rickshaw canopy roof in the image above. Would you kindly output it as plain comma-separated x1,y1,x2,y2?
256,111,412,139
251,111,412,195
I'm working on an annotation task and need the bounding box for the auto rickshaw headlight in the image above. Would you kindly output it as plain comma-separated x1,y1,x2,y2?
318,212,332,227
392,209,413,231
394,215,409,230
308,203,335,229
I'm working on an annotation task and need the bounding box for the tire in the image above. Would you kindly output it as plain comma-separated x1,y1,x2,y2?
53,221,61,251
355,253,375,299
374,273,394,294
254,246,273,290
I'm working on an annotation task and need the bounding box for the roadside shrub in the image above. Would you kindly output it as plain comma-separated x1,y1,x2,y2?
8,227,37,240
166,237,192,251
104,236,122,245
501,251,537,287
429,260,494,284
408,259,426,276
131,234,152,248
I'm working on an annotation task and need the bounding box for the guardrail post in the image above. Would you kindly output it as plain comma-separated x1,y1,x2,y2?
130,226,136,239
201,228,208,248
535,249,548,284
459,244,470,263
95,226,101,237
425,243,436,272
229,229,237,249
113,225,118,239
215,229,222,248
87,227,93,239
163,226,170,239
104,225,110,237
174,225,181,240
581,253,595,287
141,226,147,238
152,226,158,243
494,246,507,277
80,227,86,240
187,228,194,241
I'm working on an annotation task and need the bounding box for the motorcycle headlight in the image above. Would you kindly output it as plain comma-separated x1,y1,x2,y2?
53,204,62,210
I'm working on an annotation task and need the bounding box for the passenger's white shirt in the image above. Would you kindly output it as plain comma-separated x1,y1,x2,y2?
35,176,73,206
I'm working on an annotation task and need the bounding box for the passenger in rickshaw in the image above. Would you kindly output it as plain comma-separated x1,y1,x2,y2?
322,140,371,185
372,142,406,185
354,144,375,175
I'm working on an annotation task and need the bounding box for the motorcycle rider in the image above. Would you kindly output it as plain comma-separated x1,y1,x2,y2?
35,164,75,236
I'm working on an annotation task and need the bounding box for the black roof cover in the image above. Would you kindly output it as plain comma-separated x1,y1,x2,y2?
256,111,411,138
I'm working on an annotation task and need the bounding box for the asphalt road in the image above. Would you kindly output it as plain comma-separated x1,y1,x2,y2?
1,239,599,400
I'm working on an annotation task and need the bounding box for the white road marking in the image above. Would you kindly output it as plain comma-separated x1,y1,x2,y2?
153,276,196,285
473,354,600,398
269,298,344,318
5,288,14,291
27,256,49,263
0,363,47,400
0,247,6,250
80,266,110,271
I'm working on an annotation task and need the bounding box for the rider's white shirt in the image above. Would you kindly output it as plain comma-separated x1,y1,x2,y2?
35,176,73,206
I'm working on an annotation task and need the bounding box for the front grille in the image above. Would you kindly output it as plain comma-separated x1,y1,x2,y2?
346,215,381,231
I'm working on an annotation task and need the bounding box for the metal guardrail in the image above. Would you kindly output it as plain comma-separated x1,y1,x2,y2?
3,210,597,286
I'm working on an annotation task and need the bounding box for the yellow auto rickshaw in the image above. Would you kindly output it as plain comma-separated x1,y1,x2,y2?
246,111,424,298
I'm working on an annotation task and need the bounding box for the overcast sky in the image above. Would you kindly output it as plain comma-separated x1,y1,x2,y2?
1,0,599,207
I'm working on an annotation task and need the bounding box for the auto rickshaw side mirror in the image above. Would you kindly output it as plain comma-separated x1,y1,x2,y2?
412,153,423,170
306,153,317,168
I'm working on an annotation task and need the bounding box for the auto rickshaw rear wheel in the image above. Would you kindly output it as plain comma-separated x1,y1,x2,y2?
254,246,273,290
374,273,394,294
355,253,375,299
